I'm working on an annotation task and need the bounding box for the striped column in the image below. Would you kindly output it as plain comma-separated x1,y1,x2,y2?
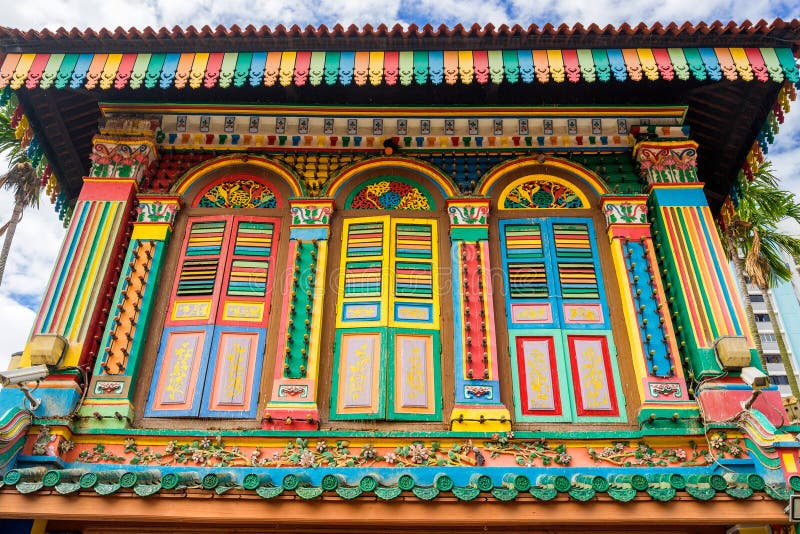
263,199,333,430
639,141,784,426
79,196,181,427
447,199,511,432
602,196,694,426
14,127,158,418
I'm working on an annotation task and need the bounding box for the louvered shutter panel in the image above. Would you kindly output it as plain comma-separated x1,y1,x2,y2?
147,216,280,419
501,217,623,422
500,218,567,420
331,217,390,419
147,217,230,416
388,218,441,420
201,217,279,418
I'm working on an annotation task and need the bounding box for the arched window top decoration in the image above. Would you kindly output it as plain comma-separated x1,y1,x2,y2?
345,176,434,210
499,175,589,210
194,175,280,208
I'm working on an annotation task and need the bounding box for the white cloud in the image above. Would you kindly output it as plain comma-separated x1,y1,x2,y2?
506,0,785,27
0,294,37,372
3,0,789,32
0,187,64,366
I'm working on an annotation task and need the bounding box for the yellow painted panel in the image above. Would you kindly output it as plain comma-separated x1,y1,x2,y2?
336,216,389,329
131,223,171,240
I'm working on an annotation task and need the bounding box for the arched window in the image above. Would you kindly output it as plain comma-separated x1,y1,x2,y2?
144,172,289,419
325,175,448,422
492,173,626,423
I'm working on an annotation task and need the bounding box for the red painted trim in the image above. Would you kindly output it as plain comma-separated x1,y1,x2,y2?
114,53,137,89
204,52,224,89
562,49,580,82
516,336,563,417
214,216,280,328
652,49,674,81
165,215,232,328
606,223,651,240
294,51,311,86
78,179,137,201
473,50,489,83
745,48,769,82
384,51,399,86
568,335,619,417
24,53,50,89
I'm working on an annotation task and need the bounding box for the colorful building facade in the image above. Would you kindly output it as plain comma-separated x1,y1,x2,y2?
0,20,799,533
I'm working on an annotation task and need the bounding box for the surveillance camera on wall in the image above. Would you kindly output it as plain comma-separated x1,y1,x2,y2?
0,365,49,386
740,367,770,390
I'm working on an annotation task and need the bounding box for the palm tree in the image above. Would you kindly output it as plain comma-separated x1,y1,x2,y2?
0,109,41,287
724,161,800,400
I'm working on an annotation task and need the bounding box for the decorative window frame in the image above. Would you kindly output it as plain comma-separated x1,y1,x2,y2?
136,165,293,426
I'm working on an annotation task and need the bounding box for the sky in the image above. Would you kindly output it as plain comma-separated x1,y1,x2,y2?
0,1,798,372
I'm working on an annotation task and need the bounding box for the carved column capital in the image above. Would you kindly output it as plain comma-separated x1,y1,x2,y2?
633,140,698,184
89,135,159,183
601,195,649,228
289,199,335,227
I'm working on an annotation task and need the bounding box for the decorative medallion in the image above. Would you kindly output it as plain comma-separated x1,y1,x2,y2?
197,178,278,208
503,178,584,209
348,178,432,210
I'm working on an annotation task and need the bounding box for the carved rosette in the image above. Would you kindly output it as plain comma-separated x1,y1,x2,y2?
601,196,648,227
634,140,698,184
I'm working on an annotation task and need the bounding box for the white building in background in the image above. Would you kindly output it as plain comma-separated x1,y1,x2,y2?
742,253,800,399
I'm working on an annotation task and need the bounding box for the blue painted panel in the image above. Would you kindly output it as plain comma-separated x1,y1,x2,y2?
606,49,627,82
499,218,560,330
393,302,432,323
144,325,214,418
547,217,611,329
249,52,267,86
199,326,265,419
159,53,181,89
289,227,329,240
341,302,381,322
339,52,355,85
698,48,722,81
428,51,444,85
68,53,93,88
651,185,707,207
623,241,672,377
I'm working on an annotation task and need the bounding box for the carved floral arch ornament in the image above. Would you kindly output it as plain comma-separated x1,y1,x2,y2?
477,156,609,206
499,175,589,209
345,176,435,210
172,154,302,205
193,174,280,208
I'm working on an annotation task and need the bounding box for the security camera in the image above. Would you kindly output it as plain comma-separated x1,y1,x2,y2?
741,367,770,390
0,365,49,386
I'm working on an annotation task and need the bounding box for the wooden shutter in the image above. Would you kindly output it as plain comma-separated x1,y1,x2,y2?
147,215,279,418
332,217,390,419
501,217,622,422
331,217,441,421
388,219,440,420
